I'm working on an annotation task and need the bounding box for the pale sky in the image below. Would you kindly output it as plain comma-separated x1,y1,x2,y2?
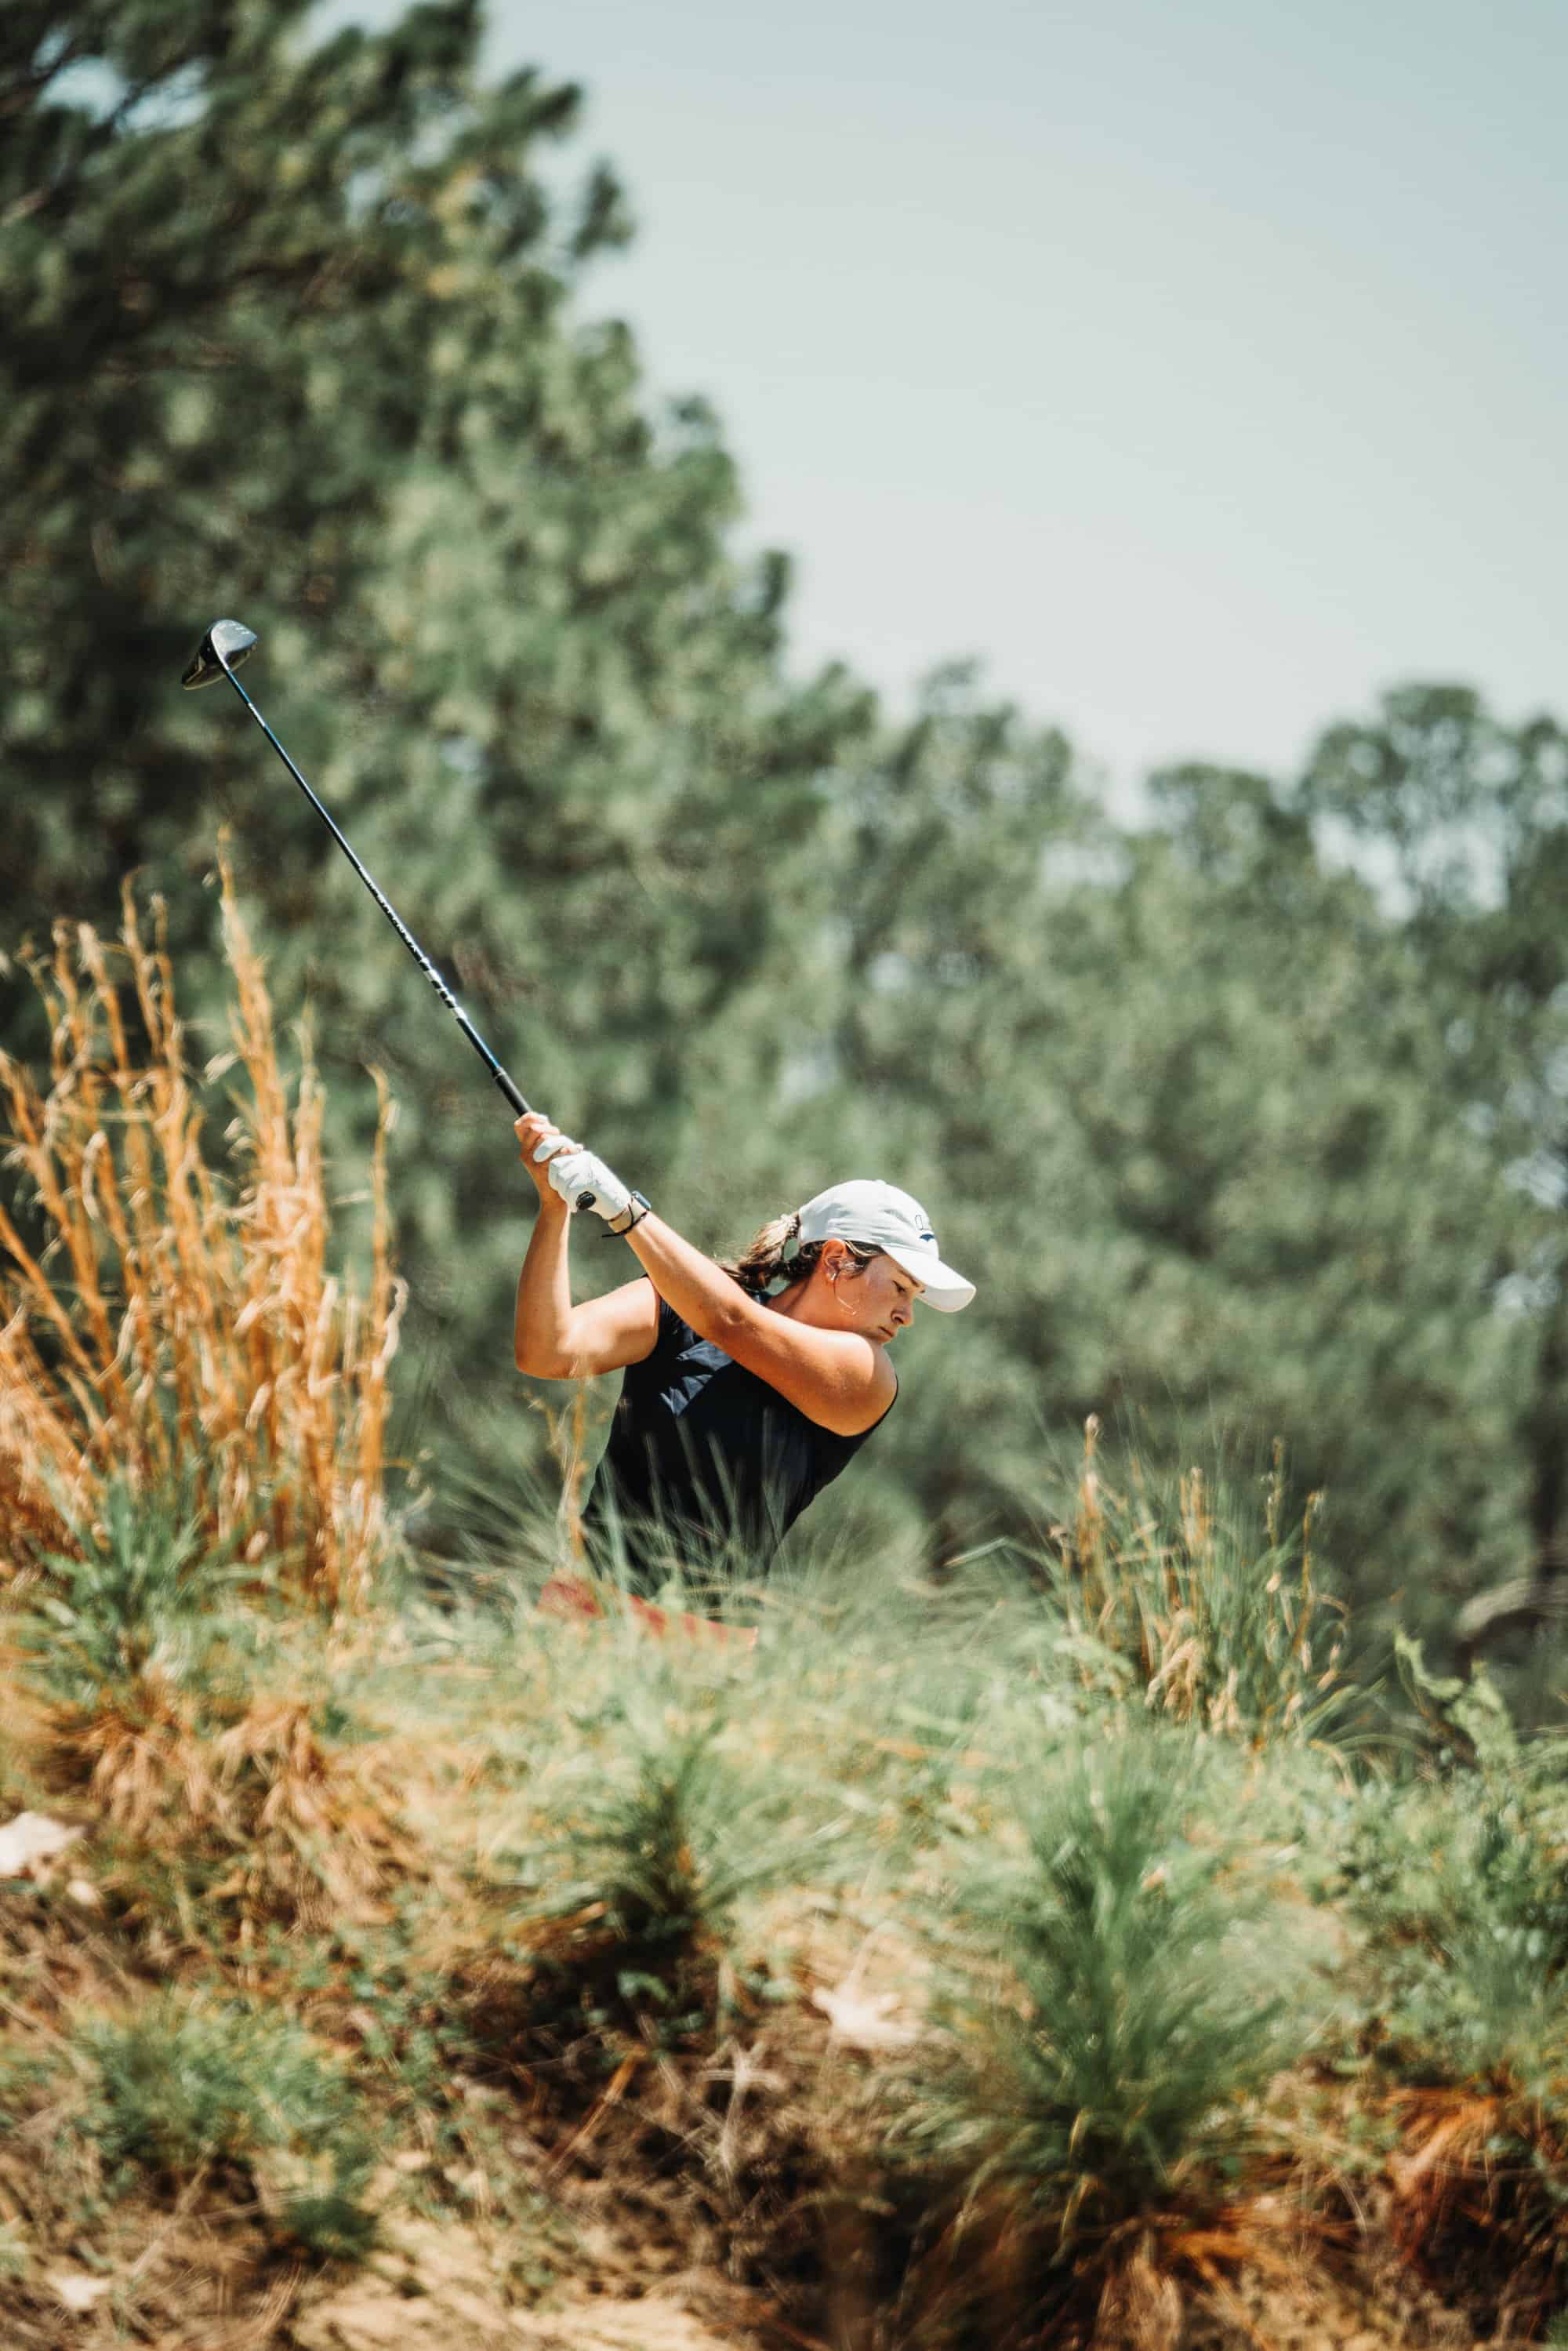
318,0,1566,797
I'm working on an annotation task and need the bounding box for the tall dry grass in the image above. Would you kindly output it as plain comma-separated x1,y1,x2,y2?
1042,1415,1346,1739
0,852,404,1611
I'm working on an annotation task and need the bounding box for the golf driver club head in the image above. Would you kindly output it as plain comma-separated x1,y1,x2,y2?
181,618,258,689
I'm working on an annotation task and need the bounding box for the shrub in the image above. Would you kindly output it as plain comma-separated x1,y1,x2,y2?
20,1471,256,1712
1336,1659,1568,2084
1331,1666,1568,2331
82,1993,376,2258
1341,1776,1568,2095
893,1733,1319,2252
501,1660,860,2039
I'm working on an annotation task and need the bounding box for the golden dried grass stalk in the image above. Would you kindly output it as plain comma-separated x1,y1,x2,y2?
0,853,405,1611
205,1695,413,1943
67,1678,217,1840
1052,1419,1343,1735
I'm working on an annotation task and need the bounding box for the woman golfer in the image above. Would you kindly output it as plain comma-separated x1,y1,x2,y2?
513,1113,975,1602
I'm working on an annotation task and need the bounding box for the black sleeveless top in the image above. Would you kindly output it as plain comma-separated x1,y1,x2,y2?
580,1296,895,1594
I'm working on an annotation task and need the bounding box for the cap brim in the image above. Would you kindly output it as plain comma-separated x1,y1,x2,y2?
883,1241,975,1313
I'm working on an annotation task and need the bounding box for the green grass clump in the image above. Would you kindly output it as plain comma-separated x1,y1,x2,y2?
1337,1649,1568,2088
20,1472,257,1713
82,1994,376,2258
2,1472,410,1951
892,1733,1321,2251
504,1661,860,2036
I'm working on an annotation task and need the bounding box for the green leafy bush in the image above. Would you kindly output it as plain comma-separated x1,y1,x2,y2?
1337,1777,1568,2089
893,1733,1320,2249
1326,1663,1568,2326
1333,1646,1568,2078
82,1995,376,2258
22,1473,256,1713
506,1664,860,2033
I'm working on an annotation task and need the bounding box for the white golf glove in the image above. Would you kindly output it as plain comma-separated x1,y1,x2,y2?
533,1134,649,1234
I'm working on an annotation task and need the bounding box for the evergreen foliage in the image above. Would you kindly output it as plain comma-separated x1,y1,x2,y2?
11,18,1568,2335
1298,686,1568,1618
1,0,871,1452
892,1735,1312,2248
83,1993,377,2256
5,1,1568,1692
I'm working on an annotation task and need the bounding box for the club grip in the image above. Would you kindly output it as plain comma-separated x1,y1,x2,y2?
494,1068,531,1117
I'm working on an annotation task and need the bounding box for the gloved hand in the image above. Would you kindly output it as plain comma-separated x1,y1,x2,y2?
532,1132,648,1234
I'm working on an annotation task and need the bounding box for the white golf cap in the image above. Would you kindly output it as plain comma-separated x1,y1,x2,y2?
796,1179,976,1312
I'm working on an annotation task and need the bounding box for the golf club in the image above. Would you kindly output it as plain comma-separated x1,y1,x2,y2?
181,618,539,1125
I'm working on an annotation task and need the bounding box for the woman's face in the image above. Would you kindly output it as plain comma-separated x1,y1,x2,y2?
831,1247,924,1343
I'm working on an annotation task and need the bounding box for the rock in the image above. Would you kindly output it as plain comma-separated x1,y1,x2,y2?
0,1812,82,1882
48,2273,112,2313
811,1976,919,2050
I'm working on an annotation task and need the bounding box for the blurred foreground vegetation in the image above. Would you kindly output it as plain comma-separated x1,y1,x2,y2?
3,847,1568,2346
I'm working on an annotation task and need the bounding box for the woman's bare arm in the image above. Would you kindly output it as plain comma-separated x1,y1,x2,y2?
511,1110,891,1430
514,1194,660,1379
621,1212,895,1437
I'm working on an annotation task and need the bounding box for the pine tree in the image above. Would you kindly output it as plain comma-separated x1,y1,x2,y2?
1300,685,1568,1627
2,0,871,1470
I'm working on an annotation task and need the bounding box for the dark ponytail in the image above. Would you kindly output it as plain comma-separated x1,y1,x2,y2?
721,1210,878,1296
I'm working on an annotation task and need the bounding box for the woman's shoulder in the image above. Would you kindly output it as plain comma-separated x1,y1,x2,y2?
825,1371,898,1447
652,1282,760,1357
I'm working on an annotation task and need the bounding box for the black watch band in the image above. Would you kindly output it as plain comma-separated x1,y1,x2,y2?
607,1190,651,1237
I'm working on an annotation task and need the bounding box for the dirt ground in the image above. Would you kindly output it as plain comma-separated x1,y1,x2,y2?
279,2175,1497,2351
289,2213,741,2351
